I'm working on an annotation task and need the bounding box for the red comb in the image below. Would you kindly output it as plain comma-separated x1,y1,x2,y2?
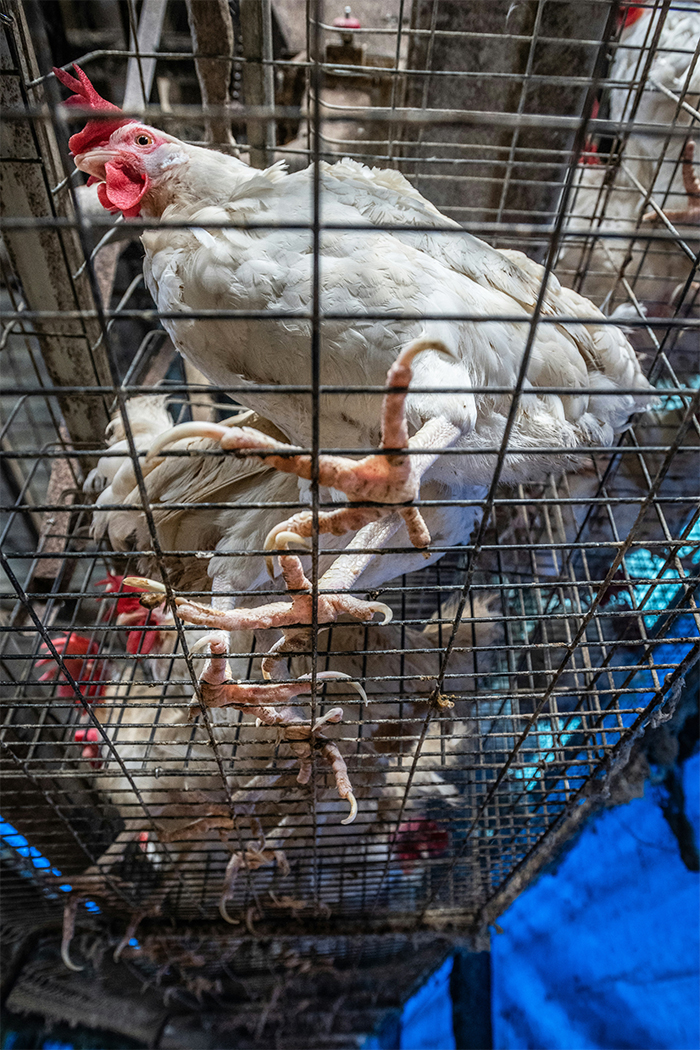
619,6,645,29
53,64,130,156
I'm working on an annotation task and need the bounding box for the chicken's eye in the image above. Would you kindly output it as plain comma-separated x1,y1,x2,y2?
135,133,153,147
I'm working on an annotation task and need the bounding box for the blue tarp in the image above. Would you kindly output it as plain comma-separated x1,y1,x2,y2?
363,955,456,1050
491,752,700,1050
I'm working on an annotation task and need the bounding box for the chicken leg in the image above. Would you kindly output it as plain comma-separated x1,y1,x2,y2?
125,542,392,657
195,633,362,823
147,340,461,554
643,140,700,226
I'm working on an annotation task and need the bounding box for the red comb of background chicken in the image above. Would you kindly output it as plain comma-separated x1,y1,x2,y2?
53,64,129,156
99,572,147,618
37,632,106,701
619,6,645,29
74,726,102,768
395,818,449,873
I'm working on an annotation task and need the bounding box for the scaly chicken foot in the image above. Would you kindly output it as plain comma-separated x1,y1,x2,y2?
146,339,458,554
258,411,459,566
643,140,700,225
125,551,391,639
233,340,454,550
254,517,406,676
125,549,389,687
262,543,392,672
196,633,362,824
219,836,290,924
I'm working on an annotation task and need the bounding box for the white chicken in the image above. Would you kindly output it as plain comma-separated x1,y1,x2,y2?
85,393,396,682
559,2,700,311
55,65,653,659
86,394,299,595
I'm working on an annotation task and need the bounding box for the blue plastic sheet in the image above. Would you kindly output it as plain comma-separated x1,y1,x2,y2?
492,753,700,1050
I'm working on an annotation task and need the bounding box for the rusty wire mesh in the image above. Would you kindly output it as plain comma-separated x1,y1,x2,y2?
0,0,699,1034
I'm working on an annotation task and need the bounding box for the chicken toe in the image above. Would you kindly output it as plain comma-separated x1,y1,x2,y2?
643,140,700,226
197,635,361,821
125,554,391,640
235,339,457,547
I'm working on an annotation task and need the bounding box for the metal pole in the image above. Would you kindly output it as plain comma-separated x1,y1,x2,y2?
123,0,168,112
240,0,276,167
186,0,236,147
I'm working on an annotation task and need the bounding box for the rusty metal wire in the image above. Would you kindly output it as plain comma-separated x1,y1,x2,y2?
0,0,699,1035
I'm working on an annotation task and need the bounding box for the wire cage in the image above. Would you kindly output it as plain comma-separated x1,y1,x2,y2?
1,0,699,1042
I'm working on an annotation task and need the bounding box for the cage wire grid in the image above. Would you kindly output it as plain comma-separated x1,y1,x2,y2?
0,0,699,996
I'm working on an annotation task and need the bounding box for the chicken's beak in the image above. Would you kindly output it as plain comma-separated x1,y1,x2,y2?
73,148,118,181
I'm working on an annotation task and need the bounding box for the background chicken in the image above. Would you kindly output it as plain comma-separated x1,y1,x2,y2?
56,66,654,666
86,394,299,596
558,2,700,313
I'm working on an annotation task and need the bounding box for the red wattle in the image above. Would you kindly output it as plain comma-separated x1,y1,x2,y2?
103,160,149,216
127,627,158,655
97,181,120,214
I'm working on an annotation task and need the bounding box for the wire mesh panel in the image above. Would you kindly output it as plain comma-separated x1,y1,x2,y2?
1,0,699,1026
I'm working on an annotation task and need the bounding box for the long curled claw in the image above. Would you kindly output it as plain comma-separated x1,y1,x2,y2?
218,409,258,428
367,601,393,625
188,631,229,656
265,528,312,577
341,792,358,826
189,633,216,655
319,740,357,824
396,337,458,367
61,897,84,972
265,525,312,552
123,576,168,596
312,706,344,729
299,670,368,705
219,852,243,925
146,421,230,460
61,944,84,972
219,898,241,925
113,911,144,962
245,905,262,936
123,576,186,614
274,531,312,552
